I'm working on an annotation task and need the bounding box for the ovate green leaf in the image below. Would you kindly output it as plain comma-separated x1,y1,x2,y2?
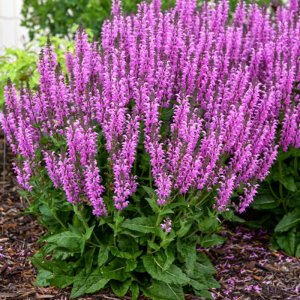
121,216,157,234
198,234,226,248
280,176,297,192
111,279,131,297
142,280,184,300
102,258,129,281
142,255,189,285
71,270,108,298
251,194,279,210
98,246,109,267
46,231,82,252
176,240,196,276
274,208,300,233
131,282,139,300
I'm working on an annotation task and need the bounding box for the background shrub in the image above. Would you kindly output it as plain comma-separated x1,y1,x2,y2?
0,36,73,108
20,0,275,40
21,0,176,40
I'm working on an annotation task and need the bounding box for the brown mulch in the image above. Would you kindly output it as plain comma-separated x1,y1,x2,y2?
208,227,300,300
0,131,300,300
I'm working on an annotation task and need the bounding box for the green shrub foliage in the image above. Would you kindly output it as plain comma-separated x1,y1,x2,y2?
25,169,221,299
247,147,300,257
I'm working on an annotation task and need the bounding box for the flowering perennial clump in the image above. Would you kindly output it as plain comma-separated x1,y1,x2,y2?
2,0,300,216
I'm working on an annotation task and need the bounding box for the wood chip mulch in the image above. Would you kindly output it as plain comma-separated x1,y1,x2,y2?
0,133,300,300
207,227,300,300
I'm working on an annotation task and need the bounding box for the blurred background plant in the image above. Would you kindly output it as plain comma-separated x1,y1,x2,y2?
0,36,74,108
20,0,277,41
21,0,176,40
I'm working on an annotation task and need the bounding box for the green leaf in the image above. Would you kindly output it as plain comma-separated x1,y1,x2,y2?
162,248,175,270
85,278,109,294
125,259,137,272
110,246,143,260
198,234,226,248
287,190,300,208
176,220,192,238
195,253,217,275
295,245,300,258
102,258,129,281
280,176,297,192
146,197,160,213
190,279,209,291
274,208,300,233
31,252,73,276
198,215,219,233
191,273,220,289
194,289,214,299
98,246,109,267
142,185,157,198
121,216,157,234
160,231,176,248
142,280,184,300
176,240,197,276
148,240,160,251
46,231,82,252
159,208,175,216
275,230,297,256
49,274,74,289
71,270,109,298
111,279,131,297
84,248,96,274
142,255,190,285
131,282,139,300
35,269,52,286
84,225,95,241
251,194,279,210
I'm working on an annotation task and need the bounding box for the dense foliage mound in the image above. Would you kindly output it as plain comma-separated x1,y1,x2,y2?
2,0,300,298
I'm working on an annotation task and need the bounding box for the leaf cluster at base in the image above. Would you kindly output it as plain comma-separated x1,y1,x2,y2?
25,176,223,299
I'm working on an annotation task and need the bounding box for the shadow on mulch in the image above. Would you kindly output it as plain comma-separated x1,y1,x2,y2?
0,132,300,300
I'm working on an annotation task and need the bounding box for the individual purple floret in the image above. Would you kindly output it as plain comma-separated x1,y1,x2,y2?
161,218,172,233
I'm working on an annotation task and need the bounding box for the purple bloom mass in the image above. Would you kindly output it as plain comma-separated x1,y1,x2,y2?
2,0,300,215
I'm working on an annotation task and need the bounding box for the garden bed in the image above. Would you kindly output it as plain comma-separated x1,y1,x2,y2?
1,133,299,299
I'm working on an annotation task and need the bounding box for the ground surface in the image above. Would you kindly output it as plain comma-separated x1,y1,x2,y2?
0,133,300,300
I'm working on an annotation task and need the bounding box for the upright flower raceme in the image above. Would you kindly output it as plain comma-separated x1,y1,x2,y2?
2,0,300,215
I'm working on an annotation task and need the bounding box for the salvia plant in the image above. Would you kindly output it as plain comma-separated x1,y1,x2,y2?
2,0,300,299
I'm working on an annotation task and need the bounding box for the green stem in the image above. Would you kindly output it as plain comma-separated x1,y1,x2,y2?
279,160,283,200
148,209,163,254
294,156,298,176
184,228,199,241
194,190,213,209
149,165,153,189
267,180,280,201
73,205,102,246
47,190,66,229
53,212,67,229
278,160,287,213
74,205,89,231
114,210,121,246
87,241,101,248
